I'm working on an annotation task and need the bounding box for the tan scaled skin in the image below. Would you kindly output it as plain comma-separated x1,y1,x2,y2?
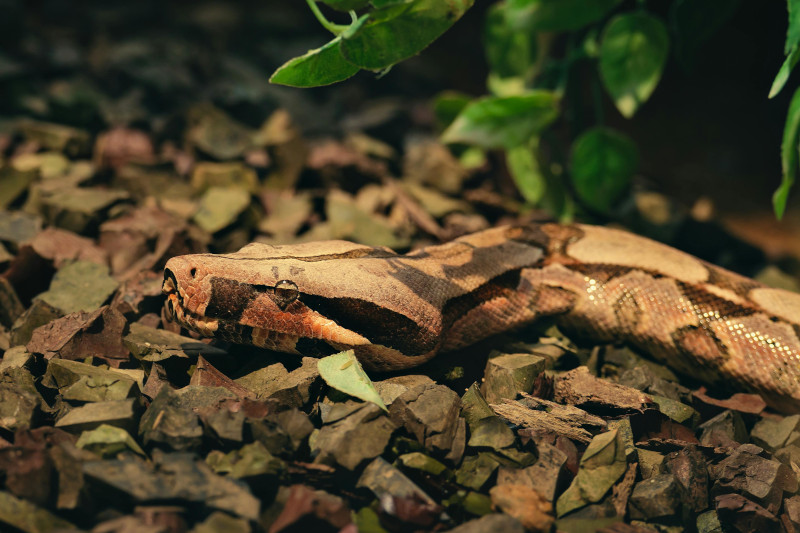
163,223,800,413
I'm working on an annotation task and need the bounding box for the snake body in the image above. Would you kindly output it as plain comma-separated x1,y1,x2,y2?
162,223,800,413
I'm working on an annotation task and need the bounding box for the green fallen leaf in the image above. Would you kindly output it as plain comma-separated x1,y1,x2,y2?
75,424,146,457
193,186,251,234
36,261,119,315
318,350,388,411
556,428,628,516
0,491,76,532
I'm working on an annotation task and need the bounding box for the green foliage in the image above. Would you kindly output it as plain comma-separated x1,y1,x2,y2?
269,36,360,87
340,0,473,70
441,92,560,149
504,0,621,32
571,128,638,213
433,92,472,130
770,45,800,100
320,0,371,10
272,0,800,219
445,0,668,217
774,0,800,215
787,0,800,55
777,87,800,219
485,3,537,82
599,13,669,118
506,143,545,204
270,0,473,87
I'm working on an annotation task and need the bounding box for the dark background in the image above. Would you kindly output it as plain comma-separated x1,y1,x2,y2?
1,0,797,255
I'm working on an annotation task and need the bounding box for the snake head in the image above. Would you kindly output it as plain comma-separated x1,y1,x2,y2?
161,241,442,368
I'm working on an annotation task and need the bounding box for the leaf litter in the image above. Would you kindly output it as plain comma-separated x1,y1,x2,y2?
0,4,797,532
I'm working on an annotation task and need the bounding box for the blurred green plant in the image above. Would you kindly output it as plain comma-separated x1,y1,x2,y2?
272,0,800,220
774,0,800,218
270,0,474,87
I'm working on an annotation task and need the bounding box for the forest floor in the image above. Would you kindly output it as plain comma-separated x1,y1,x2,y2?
1,3,800,533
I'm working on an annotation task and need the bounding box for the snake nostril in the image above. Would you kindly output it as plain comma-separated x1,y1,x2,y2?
190,268,197,278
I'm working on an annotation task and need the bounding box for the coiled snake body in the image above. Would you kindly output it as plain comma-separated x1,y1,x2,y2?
162,223,800,413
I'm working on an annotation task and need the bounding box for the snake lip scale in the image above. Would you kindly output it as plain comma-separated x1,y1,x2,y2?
162,222,800,414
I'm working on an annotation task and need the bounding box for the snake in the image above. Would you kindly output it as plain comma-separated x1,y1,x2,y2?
161,223,800,413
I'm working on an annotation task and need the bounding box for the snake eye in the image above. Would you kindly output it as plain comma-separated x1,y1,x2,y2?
274,280,299,310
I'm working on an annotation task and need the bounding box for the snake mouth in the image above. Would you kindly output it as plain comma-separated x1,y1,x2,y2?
162,274,178,321
164,291,305,352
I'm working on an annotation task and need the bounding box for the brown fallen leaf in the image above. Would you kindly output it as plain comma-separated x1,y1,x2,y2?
190,356,256,400
489,483,554,533
268,484,352,533
693,386,766,417
26,306,130,367
4,227,107,302
94,127,155,170
554,366,652,413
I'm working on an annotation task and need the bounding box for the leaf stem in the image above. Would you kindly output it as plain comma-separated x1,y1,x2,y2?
305,0,349,35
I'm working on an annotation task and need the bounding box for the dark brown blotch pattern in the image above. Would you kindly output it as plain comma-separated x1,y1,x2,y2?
206,278,266,320
441,270,522,330
300,294,437,356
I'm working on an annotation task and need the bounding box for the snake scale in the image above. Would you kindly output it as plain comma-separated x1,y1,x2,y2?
162,223,800,413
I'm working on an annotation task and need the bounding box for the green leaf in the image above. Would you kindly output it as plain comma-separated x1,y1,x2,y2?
789,0,800,54
270,36,360,88
441,91,560,149
669,0,740,71
320,0,371,10
318,350,388,411
599,13,669,118
506,142,545,204
771,0,800,98
571,127,638,212
487,74,528,97
433,91,472,130
485,2,537,81
770,44,800,99
340,0,474,70
505,0,621,32
775,86,800,218
366,2,413,23
556,429,627,517
76,424,146,457
371,0,413,8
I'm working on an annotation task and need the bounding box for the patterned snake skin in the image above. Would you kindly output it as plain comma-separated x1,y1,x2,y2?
162,223,800,413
